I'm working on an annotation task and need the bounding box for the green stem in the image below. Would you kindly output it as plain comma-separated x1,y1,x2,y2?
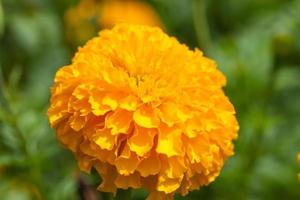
115,189,131,200
192,0,212,52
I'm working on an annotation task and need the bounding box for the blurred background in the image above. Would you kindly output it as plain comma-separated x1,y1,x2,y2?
0,0,300,199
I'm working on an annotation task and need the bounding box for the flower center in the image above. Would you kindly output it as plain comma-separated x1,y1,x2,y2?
128,73,178,104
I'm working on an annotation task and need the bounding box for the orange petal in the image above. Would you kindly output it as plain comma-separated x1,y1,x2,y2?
69,112,89,131
93,128,116,150
56,122,82,152
119,95,139,111
157,173,182,194
159,102,192,127
184,134,211,164
101,64,128,86
133,104,160,128
163,156,186,179
114,172,141,189
69,97,91,116
115,144,140,175
102,92,125,110
183,118,204,138
128,125,157,156
137,152,161,177
90,142,116,164
54,65,75,83
156,124,183,157
178,175,191,196
75,152,94,173
95,163,118,195
196,110,221,132
72,84,90,100
141,175,157,191
48,96,70,127
209,129,234,156
89,89,111,116
105,109,133,135
80,140,98,158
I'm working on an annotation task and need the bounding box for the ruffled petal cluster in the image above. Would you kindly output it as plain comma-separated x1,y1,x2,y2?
48,24,239,199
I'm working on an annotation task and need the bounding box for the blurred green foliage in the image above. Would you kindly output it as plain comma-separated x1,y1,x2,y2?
0,0,300,199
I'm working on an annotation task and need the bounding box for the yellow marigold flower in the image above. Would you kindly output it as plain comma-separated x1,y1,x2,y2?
48,24,239,199
99,0,163,29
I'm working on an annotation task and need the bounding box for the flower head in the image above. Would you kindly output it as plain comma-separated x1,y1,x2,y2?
48,24,239,199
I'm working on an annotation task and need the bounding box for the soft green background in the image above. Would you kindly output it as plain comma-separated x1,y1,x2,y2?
0,0,300,199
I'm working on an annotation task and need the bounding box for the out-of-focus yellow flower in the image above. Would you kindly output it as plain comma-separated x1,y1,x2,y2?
64,0,162,46
48,24,239,199
64,0,100,46
99,0,163,29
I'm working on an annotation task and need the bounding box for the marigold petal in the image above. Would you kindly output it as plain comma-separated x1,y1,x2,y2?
56,122,82,152
164,156,187,179
178,175,192,196
102,92,125,110
105,109,133,135
156,124,183,157
101,65,128,87
157,174,182,194
93,128,116,150
69,98,91,115
137,152,161,177
48,88,73,126
184,134,211,164
89,89,111,116
128,125,156,156
76,153,94,173
114,172,141,189
115,144,140,175
95,163,118,195
119,95,139,111
210,129,234,156
183,118,204,138
133,104,160,128
159,102,192,126
48,105,69,127
90,142,116,164
69,113,89,131
72,84,90,100
54,65,76,83
80,140,98,158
